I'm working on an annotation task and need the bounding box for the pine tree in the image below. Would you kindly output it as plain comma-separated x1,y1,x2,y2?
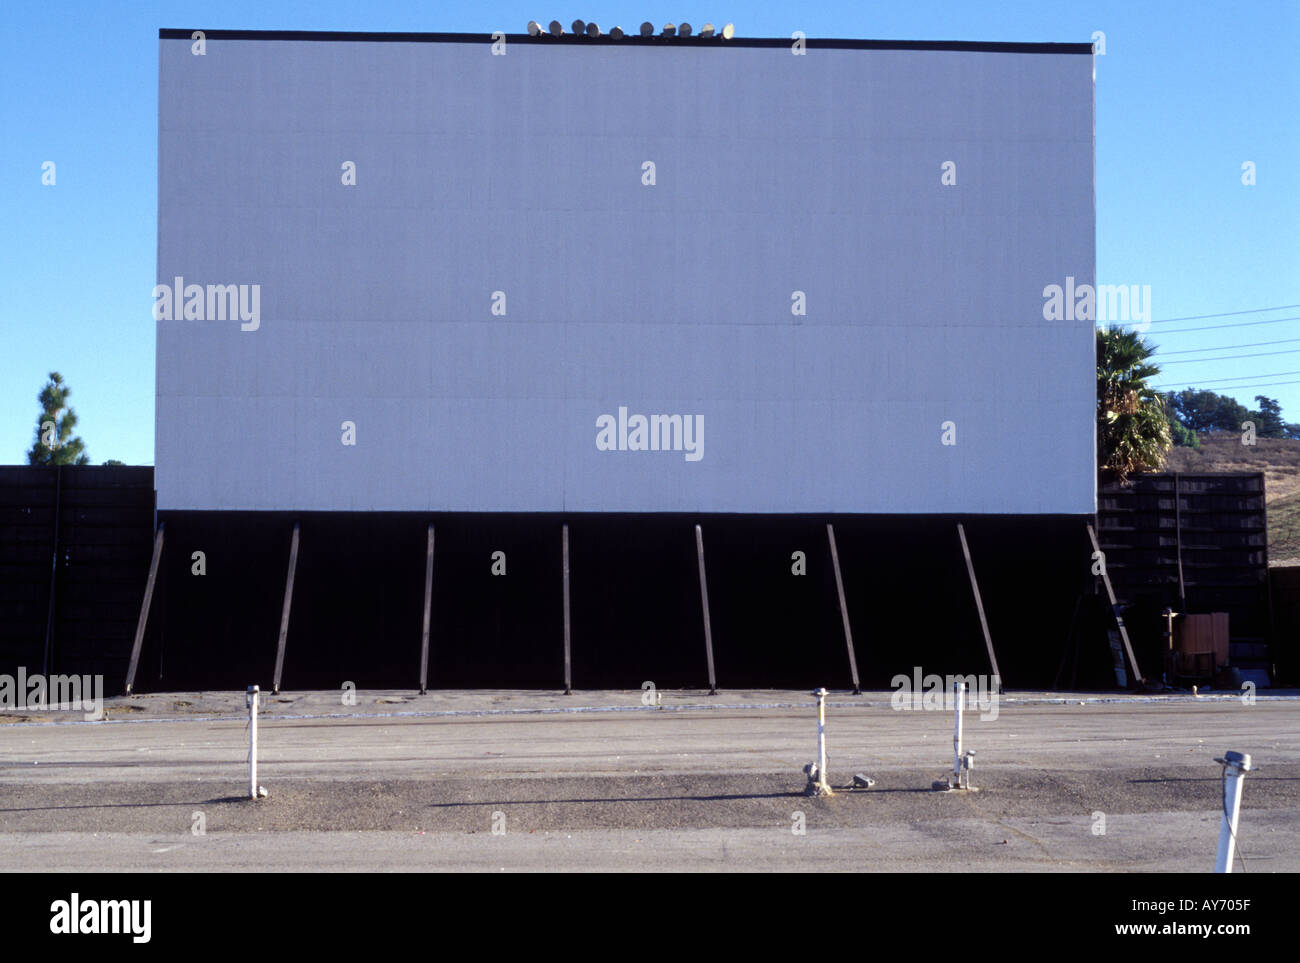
27,372,89,466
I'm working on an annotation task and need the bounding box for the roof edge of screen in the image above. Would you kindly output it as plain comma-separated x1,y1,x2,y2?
158,28,1094,54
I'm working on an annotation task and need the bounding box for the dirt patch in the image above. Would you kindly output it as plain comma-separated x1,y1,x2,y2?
1,770,1294,835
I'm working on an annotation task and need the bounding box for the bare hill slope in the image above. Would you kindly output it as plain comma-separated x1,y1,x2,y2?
1162,434,1300,565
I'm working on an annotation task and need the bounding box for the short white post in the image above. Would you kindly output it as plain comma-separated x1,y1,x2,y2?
816,688,828,781
247,685,259,800
806,687,832,796
953,681,965,788
1215,751,1252,873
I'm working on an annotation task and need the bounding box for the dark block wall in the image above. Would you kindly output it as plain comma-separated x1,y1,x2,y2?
1097,472,1275,679
138,511,1095,693
2,467,1108,693
1270,566,1300,685
0,466,155,692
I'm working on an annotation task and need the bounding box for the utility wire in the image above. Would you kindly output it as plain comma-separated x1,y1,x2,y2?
1158,348,1300,364
1099,314,1300,335
1104,303,1300,326
1154,369,1300,387
1156,337,1300,355
1155,379,1300,391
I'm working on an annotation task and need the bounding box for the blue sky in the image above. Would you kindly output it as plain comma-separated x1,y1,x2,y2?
2,1,1297,465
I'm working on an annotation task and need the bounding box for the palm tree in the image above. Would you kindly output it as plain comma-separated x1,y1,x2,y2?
1097,328,1170,480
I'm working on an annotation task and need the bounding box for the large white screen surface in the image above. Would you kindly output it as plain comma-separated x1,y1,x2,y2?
156,31,1096,513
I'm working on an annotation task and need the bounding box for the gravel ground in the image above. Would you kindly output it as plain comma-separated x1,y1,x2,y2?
1,689,1296,871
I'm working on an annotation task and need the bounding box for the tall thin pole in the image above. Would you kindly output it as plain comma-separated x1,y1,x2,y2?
1174,473,1187,609
562,523,572,694
695,524,717,694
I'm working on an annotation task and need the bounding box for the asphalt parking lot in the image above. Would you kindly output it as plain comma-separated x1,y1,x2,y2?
2,689,1296,871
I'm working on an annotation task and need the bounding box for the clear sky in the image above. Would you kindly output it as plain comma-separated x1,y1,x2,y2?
2,1,1297,465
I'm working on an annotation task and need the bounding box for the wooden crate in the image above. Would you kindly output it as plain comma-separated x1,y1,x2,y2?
1175,612,1230,669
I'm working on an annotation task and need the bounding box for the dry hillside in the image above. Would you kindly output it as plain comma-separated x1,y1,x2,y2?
1162,433,1300,566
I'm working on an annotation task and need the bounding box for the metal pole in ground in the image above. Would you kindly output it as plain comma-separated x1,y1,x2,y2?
953,681,965,788
817,688,828,784
804,687,832,796
1214,751,1253,873
248,685,259,799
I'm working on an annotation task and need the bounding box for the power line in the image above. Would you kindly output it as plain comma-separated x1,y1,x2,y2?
1103,303,1300,326
1102,314,1300,335
1159,348,1300,364
1153,303,1300,323
1156,337,1300,356
1156,379,1300,391
1154,369,1300,387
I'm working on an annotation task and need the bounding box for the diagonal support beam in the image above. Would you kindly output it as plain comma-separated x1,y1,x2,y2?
272,521,300,695
957,523,1002,690
1087,523,1144,688
826,523,861,694
419,522,435,694
695,524,717,694
124,521,165,695
562,523,572,694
